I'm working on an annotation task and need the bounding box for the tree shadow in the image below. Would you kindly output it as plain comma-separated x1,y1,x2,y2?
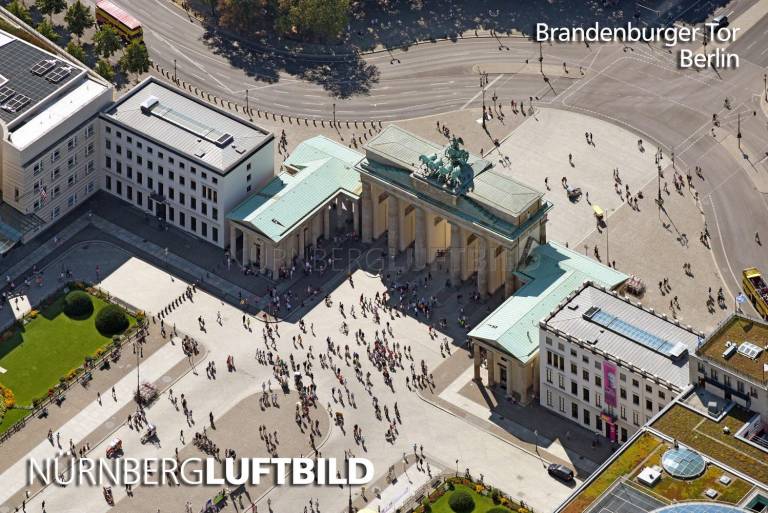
193,0,726,98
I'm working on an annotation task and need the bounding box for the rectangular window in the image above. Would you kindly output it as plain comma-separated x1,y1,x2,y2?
137,172,143,185
571,402,578,419
190,197,196,210
546,368,552,384
179,192,185,205
571,381,578,396
116,181,122,195
582,370,589,381
570,363,577,375
51,149,61,162
620,388,626,400
558,374,564,389
106,156,112,169
646,399,653,411
645,384,652,393
201,222,207,237
632,379,639,388
546,389,553,407
190,217,196,231
127,167,133,180
595,393,601,408
595,376,602,387
212,207,218,221
658,390,666,400
137,191,143,207
632,394,639,405
212,226,218,242
85,124,94,138
558,396,565,413
86,142,94,157
33,161,43,175
127,185,133,201
620,405,626,420
582,388,590,402
179,211,185,227
633,411,640,426
583,409,591,427
201,203,207,216
106,176,112,190
168,207,175,222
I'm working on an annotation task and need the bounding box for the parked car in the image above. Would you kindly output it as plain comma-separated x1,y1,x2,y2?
712,15,729,28
547,463,574,482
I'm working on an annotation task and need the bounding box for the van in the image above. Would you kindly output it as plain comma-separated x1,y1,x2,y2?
712,15,729,28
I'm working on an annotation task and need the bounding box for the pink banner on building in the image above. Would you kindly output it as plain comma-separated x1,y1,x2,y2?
603,360,618,408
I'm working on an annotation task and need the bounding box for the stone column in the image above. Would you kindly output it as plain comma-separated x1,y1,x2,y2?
242,231,251,265
473,342,482,381
352,201,360,235
298,227,306,261
336,197,345,231
477,236,488,297
487,350,496,387
323,204,331,239
414,206,427,270
449,222,461,285
504,247,516,298
387,195,400,258
361,183,373,243
229,225,237,256
539,219,547,244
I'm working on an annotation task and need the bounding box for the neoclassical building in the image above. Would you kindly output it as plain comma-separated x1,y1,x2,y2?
356,125,552,298
227,136,362,276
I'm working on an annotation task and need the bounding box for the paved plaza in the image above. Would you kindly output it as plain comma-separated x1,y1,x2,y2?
0,250,581,513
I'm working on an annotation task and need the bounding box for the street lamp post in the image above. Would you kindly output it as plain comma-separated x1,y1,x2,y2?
737,112,742,150
333,103,336,127
539,42,543,74
173,59,177,83
764,73,767,101
480,72,488,129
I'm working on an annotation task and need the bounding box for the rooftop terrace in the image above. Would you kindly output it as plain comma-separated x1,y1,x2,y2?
697,315,768,386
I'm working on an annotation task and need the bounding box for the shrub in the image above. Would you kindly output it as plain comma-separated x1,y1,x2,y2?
491,487,501,503
448,490,475,513
487,508,513,513
95,305,129,336
63,290,93,317
0,385,13,408
422,497,431,513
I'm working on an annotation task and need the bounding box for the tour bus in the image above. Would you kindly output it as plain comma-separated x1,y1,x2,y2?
742,267,768,319
95,0,143,43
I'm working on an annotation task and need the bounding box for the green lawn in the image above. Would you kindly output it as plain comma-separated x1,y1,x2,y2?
429,485,514,513
0,292,135,409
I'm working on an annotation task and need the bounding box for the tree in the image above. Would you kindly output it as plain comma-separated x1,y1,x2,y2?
64,0,94,42
95,304,129,336
6,0,32,25
36,19,58,42
201,0,216,17
448,490,475,513
63,290,93,317
119,40,150,82
277,0,349,42
35,0,67,21
93,25,122,58
217,0,266,33
95,59,115,82
65,40,85,62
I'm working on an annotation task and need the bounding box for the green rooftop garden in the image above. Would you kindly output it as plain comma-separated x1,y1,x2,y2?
628,445,753,504
561,432,662,513
651,404,768,485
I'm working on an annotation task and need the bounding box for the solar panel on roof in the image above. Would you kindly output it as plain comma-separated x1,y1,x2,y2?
31,59,56,76
583,307,687,360
46,67,72,84
0,87,14,104
1,94,31,113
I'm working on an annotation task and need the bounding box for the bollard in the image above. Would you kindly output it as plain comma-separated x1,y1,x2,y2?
321,120,325,127
313,120,317,127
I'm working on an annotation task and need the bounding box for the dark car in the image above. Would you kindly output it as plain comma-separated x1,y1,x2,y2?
547,463,574,482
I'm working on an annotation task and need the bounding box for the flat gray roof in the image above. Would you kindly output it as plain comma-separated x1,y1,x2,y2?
543,284,701,388
0,31,84,126
102,78,272,173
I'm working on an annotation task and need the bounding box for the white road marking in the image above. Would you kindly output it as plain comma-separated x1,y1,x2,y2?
460,74,503,110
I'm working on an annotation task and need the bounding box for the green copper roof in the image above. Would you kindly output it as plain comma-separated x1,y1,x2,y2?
227,136,362,243
469,241,628,363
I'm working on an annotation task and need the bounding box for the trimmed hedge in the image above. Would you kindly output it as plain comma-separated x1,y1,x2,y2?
487,507,513,513
63,290,94,317
448,490,475,513
95,305,129,336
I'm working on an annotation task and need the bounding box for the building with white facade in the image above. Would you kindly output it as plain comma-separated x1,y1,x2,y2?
0,29,113,250
539,282,702,443
99,77,274,248
691,313,768,419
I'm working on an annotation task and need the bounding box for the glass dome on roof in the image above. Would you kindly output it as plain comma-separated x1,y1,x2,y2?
651,503,747,513
661,447,706,479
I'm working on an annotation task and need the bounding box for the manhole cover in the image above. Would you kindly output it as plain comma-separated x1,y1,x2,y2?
161,375,172,383
104,421,115,430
